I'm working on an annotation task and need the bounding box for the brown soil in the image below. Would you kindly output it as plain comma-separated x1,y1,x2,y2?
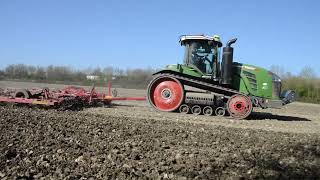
0,105,319,179
0,81,320,179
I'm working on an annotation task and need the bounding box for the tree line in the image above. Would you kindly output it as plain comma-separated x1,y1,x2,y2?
0,64,319,103
270,65,320,104
0,64,155,89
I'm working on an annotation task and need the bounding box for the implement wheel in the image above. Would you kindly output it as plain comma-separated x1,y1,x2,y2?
15,89,31,99
147,76,184,112
227,94,252,119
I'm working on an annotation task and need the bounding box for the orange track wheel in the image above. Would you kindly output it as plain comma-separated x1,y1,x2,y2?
147,76,184,112
227,94,253,119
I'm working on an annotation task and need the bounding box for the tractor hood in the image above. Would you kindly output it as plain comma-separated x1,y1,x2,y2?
231,62,276,99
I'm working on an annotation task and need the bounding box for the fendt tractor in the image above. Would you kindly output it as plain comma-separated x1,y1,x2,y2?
147,35,295,119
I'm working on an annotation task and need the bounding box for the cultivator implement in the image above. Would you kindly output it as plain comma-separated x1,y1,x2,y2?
0,82,146,110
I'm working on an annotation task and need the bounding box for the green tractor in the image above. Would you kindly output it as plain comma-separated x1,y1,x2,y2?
147,35,295,119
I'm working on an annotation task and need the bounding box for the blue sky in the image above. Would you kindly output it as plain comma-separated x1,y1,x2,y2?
0,0,319,75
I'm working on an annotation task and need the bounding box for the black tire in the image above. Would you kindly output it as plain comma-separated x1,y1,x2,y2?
112,89,118,97
14,89,31,99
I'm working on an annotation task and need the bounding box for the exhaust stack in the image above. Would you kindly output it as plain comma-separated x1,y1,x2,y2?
221,38,237,85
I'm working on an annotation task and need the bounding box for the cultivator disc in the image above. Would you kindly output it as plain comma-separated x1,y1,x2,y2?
227,94,252,119
147,76,184,112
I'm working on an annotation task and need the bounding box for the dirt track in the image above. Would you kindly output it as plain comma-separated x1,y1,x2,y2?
0,81,320,179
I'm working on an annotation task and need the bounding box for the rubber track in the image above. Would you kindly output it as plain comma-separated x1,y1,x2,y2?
156,73,243,98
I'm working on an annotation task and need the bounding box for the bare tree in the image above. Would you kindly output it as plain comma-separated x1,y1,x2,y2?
300,66,316,79
35,67,46,80
103,66,114,77
5,65,15,78
299,66,316,98
0,70,5,80
92,67,103,77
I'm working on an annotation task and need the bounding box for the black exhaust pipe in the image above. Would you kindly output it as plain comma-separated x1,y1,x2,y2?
221,38,237,85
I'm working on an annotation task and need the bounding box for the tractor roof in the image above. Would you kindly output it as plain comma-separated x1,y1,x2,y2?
179,35,222,47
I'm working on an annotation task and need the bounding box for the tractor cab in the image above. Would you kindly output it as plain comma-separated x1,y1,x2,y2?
179,35,223,80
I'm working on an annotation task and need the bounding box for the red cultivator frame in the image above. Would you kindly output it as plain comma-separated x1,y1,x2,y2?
0,82,146,110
